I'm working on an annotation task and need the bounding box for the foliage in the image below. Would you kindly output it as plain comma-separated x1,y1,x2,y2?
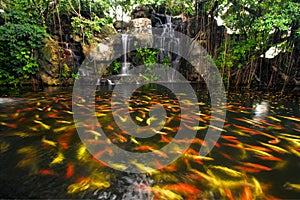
113,61,121,73
0,0,46,85
0,0,298,89
71,15,111,44
136,47,158,81
214,0,299,88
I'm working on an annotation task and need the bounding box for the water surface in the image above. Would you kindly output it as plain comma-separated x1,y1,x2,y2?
0,86,299,199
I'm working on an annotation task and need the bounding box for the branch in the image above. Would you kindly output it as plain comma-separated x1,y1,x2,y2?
68,0,80,16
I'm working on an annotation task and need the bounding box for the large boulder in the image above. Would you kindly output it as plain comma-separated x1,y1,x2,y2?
38,37,76,85
128,18,153,46
131,4,155,19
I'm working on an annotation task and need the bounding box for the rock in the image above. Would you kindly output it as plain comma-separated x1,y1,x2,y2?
131,4,154,19
128,18,153,46
129,18,152,30
38,37,79,85
113,21,130,33
88,43,115,62
40,71,59,86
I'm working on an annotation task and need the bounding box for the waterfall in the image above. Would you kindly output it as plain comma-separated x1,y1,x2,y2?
121,34,129,75
154,14,180,82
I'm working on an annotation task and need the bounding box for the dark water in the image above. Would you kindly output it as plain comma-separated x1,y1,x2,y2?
0,86,299,199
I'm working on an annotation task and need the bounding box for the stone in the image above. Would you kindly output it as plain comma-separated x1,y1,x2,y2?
131,4,154,19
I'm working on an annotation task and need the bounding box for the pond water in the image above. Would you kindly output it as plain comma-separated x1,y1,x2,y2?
0,85,299,199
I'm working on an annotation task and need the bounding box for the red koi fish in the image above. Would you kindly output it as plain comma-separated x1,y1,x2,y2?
38,169,56,176
94,147,113,158
233,166,261,173
65,163,74,178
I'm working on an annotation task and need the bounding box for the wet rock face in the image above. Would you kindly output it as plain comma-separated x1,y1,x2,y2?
113,21,130,33
38,38,81,85
131,4,155,19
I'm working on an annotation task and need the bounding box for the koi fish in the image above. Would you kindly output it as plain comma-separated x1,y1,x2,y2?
53,126,73,133
241,184,252,200
278,116,300,122
86,130,102,137
118,115,128,122
284,182,300,191
56,120,73,124
232,165,261,173
134,145,168,158
240,162,272,171
146,116,157,125
244,144,273,152
17,146,36,154
151,185,183,200
65,163,74,178
34,120,51,130
107,124,114,131
47,113,64,119
135,116,144,122
163,183,201,195
38,169,56,176
251,177,263,196
208,165,244,178
63,110,74,115
245,147,274,157
255,155,283,161
259,142,289,154
130,137,140,144
114,133,127,143
220,135,240,143
209,125,227,132
42,136,57,147
0,122,17,128
183,123,208,131
50,152,64,166
234,118,265,129
108,162,127,171
219,152,235,161
160,135,171,143
93,147,113,158
131,161,159,174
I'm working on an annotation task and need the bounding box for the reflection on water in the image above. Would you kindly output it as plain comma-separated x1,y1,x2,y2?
0,86,299,199
253,100,269,121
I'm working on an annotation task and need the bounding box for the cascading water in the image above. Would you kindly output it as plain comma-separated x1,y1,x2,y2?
154,14,180,82
121,34,130,75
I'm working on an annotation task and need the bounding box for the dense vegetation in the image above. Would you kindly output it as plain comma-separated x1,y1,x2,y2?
0,0,299,91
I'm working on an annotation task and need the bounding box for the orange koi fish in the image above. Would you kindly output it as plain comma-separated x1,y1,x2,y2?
160,135,171,143
219,152,235,161
224,187,234,200
241,162,272,171
241,185,252,200
163,183,201,195
114,133,127,143
133,146,168,158
255,155,283,161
